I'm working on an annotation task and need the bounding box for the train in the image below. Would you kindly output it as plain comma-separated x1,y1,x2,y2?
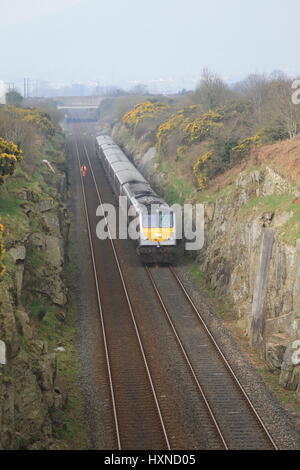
96,135,177,263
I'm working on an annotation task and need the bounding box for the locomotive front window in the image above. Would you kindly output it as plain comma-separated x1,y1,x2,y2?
160,213,173,228
142,214,158,228
142,213,173,228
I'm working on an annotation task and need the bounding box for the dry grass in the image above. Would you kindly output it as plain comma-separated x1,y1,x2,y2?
206,134,300,195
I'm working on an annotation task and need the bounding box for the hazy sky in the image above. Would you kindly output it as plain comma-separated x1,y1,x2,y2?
0,0,299,88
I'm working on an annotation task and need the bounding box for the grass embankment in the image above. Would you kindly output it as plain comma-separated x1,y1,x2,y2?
241,193,300,245
156,151,300,246
0,133,64,240
1,131,89,449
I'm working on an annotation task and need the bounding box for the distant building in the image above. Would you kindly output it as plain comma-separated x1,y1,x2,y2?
0,81,8,104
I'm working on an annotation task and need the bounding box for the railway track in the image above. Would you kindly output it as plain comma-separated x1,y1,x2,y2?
70,121,278,450
146,265,278,450
71,128,170,450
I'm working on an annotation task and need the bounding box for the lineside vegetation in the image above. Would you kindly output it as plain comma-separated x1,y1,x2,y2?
117,70,300,191
0,104,58,277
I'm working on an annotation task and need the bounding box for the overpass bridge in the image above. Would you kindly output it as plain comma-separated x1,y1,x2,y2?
57,104,100,122
55,95,103,106
56,95,103,121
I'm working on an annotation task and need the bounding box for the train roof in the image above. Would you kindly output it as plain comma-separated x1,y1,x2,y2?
97,137,132,163
97,136,173,210
124,181,169,210
97,135,147,185
118,173,146,186
111,162,147,185
105,151,128,164
96,135,114,146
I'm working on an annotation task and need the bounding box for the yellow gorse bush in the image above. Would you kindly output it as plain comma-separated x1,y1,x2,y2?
156,107,229,152
0,137,23,160
183,110,224,144
232,132,263,156
22,111,55,135
0,137,23,183
123,101,170,131
5,106,56,136
193,151,213,190
156,109,190,152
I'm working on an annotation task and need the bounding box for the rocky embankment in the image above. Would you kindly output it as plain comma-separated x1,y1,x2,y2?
200,167,300,400
0,135,69,449
113,124,300,403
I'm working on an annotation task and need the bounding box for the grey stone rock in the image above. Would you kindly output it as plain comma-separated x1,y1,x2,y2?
239,191,248,206
42,213,61,236
204,203,215,222
295,380,300,403
8,245,26,263
35,199,54,213
251,228,274,351
283,291,293,314
137,147,156,179
36,353,56,392
279,343,300,390
15,309,33,339
262,167,295,196
25,190,40,202
15,264,24,302
37,276,67,307
11,361,53,444
266,340,287,371
53,374,67,410
273,211,293,228
293,239,300,312
0,281,20,358
29,233,46,248
45,236,63,269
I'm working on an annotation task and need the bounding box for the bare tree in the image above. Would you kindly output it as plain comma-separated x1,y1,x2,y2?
193,69,233,110
234,72,300,139
235,74,270,122
269,76,300,139
130,84,149,95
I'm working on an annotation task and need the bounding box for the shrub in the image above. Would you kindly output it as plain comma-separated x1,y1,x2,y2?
262,122,290,142
182,110,224,145
20,109,56,136
156,107,195,152
231,132,263,162
5,90,23,107
0,137,23,183
156,105,238,154
3,106,56,136
123,101,170,131
193,151,213,190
